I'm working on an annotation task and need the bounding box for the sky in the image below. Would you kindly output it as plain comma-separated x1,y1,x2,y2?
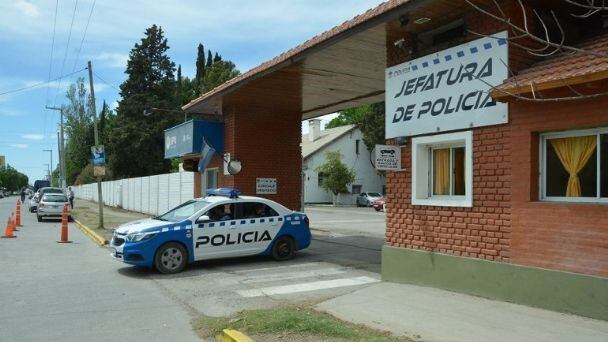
0,0,385,183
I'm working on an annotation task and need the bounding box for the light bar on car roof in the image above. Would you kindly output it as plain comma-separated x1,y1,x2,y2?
206,188,240,198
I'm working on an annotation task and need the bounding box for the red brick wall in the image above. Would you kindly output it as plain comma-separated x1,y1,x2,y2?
510,97,608,277
384,0,608,277
385,125,512,261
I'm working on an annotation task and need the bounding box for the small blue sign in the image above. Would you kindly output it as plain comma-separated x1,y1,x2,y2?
91,145,105,165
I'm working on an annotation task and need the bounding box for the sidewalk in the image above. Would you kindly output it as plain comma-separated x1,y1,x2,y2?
71,199,150,241
316,282,608,342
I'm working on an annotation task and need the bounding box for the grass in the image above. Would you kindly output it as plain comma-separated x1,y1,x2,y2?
193,306,411,341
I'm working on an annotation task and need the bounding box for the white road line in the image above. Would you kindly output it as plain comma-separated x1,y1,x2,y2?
230,262,322,274
241,267,349,284
237,276,380,298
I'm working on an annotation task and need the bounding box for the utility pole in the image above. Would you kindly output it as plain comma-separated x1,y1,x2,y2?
46,106,66,189
88,61,104,229
43,149,53,186
57,131,62,187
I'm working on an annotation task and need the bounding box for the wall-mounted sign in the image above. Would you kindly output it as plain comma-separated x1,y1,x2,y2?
93,165,106,177
385,31,508,139
375,145,401,171
91,145,105,165
256,178,277,194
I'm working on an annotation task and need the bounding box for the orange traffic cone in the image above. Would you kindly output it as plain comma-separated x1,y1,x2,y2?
57,204,72,243
16,199,22,227
1,216,16,238
10,211,18,232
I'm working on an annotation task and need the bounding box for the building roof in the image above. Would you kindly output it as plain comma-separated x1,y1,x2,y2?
183,0,412,114
492,33,608,100
302,124,356,159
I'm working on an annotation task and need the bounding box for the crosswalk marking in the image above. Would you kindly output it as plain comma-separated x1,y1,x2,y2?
237,276,380,298
241,267,349,284
229,262,321,274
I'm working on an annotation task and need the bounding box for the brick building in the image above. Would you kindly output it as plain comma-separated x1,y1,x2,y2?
181,0,607,320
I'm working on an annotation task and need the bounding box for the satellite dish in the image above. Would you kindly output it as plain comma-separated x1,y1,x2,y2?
227,160,242,175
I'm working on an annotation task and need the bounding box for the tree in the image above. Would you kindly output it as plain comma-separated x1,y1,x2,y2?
0,165,28,191
206,50,213,68
107,24,180,179
195,43,206,84
315,151,356,205
202,60,240,93
62,77,95,185
324,102,386,153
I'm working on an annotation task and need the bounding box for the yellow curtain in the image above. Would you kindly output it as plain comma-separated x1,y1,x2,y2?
453,148,465,195
550,135,597,197
434,149,450,195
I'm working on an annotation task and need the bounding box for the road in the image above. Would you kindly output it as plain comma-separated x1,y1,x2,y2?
305,205,386,238
0,198,385,340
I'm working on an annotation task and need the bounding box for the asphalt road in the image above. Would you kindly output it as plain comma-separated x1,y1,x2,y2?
305,205,386,238
0,198,385,340
0,197,200,342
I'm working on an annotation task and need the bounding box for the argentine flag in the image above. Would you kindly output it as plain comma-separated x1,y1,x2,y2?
198,137,215,172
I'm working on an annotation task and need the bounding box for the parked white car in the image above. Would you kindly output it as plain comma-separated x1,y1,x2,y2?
356,192,383,207
37,193,71,222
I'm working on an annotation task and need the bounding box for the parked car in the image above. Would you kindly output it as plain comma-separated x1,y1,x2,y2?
39,187,65,197
33,180,51,193
29,194,39,212
37,193,71,222
110,188,311,274
356,192,383,207
371,197,386,212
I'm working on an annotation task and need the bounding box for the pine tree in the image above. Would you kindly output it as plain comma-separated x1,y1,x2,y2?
206,50,213,68
176,64,183,105
213,52,221,63
108,25,179,179
195,43,206,83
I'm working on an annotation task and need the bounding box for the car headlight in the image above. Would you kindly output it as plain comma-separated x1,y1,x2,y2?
125,232,158,242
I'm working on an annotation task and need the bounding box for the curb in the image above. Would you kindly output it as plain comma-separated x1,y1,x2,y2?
73,219,108,246
218,329,253,342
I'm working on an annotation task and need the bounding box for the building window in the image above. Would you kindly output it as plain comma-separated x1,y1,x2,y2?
541,127,608,202
352,184,362,194
411,131,473,207
318,172,325,187
355,139,360,155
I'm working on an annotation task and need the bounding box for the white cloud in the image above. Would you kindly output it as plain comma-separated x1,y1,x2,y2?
14,0,39,17
21,134,44,140
110,101,119,109
96,53,129,68
9,143,28,149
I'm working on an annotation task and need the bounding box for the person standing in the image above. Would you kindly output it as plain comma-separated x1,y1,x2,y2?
68,186,75,209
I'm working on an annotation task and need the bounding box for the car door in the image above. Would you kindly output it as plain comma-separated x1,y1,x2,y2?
234,201,283,256
192,202,238,260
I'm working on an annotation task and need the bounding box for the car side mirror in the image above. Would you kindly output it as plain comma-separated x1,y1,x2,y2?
196,215,210,224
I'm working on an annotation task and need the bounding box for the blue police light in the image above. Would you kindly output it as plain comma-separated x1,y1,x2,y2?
207,188,240,198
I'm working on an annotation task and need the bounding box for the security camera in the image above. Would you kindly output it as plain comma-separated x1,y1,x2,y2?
394,38,406,50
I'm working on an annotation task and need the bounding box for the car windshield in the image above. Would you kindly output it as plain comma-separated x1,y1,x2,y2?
368,192,382,197
155,200,211,222
43,194,68,203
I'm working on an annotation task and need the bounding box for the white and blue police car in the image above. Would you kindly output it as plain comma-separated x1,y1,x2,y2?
109,188,311,274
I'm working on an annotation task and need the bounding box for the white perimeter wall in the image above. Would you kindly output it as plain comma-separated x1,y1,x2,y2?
72,171,194,216
303,129,385,205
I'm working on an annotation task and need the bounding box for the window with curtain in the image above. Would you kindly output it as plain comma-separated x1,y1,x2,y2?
541,128,607,202
432,147,465,196
411,130,472,207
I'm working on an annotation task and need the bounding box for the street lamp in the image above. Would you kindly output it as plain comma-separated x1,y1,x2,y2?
43,149,53,185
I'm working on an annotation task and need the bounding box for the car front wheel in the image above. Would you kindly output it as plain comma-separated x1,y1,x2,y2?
272,236,295,261
154,242,188,274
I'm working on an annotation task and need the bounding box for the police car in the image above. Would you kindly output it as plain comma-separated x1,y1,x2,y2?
109,188,311,274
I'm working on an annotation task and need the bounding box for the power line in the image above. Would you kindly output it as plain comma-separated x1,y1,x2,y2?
44,0,60,154
93,71,120,92
72,0,96,72
0,68,87,97
53,0,80,106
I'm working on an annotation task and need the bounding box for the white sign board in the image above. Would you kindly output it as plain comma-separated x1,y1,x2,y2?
375,145,401,171
256,178,277,194
385,31,508,138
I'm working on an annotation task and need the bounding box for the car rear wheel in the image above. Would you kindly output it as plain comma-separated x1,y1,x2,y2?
37,215,42,222
272,236,295,261
154,242,187,274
